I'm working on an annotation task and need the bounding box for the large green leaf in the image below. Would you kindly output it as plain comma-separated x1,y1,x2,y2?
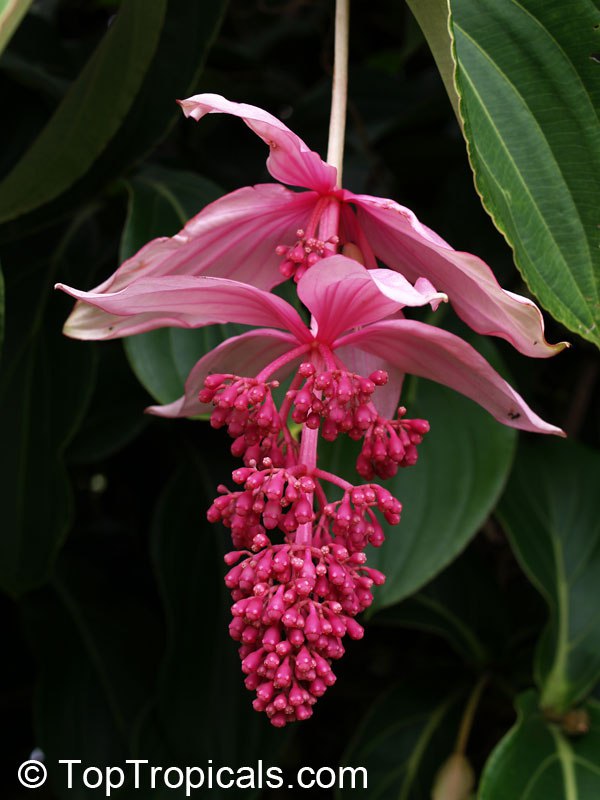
0,0,166,222
66,342,150,464
22,551,162,800
0,0,228,240
337,680,465,799
320,377,516,611
0,221,96,596
498,440,600,713
374,549,510,668
0,0,33,56
118,166,223,264
0,262,4,357
479,691,600,799
450,0,600,348
121,166,242,405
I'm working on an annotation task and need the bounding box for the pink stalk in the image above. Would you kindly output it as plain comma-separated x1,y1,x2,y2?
255,343,311,382
312,468,354,492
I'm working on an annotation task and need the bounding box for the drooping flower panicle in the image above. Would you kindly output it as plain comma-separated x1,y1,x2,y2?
55,93,565,727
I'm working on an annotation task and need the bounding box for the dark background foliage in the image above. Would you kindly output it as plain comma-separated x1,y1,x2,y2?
1,1,598,798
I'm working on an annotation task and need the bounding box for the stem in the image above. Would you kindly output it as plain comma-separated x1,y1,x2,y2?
313,467,353,492
255,343,311,382
299,425,320,473
455,675,488,755
326,0,350,181
295,425,320,546
295,0,350,543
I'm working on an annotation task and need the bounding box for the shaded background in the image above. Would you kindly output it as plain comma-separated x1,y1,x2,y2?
1,1,598,798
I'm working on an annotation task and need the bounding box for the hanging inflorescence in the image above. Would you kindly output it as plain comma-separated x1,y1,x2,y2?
203,350,428,726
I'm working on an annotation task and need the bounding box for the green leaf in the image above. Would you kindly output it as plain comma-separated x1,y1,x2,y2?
0,0,33,56
121,166,242,405
66,342,150,464
0,222,97,596
118,166,223,264
337,680,464,799
0,0,228,240
479,691,600,799
406,0,460,120
0,262,4,357
22,551,162,800
498,439,600,713
450,0,600,347
0,0,167,223
374,549,509,667
320,378,516,611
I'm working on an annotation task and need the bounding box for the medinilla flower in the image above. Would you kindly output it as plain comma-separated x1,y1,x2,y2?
60,93,566,361
57,252,562,726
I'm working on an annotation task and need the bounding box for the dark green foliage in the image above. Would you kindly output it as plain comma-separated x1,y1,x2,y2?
0,2,598,798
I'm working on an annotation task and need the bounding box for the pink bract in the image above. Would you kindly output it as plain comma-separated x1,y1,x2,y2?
59,93,566,359
58,256,562,436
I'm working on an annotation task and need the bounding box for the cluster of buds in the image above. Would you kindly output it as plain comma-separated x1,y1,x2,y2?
286,362,429,477
289,363,386,440
207,463,317,550
199,374,285,466
357,409,430,480
319,483,401,553
208,461,401,555
276,229,339,282
224,542,384,726
202,347,426,725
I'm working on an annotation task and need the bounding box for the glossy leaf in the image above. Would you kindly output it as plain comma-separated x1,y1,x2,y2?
374,550,509,667
118,166,223,264
0,0,167,222
499,440,600,713
320,377,516,611
337,680,465,799
0,0,228,240
0,0,33,56
0,262,4,357
22,551,162,800
0,227,96,596
66,342,150,464
121,166,243,405
450,0,600,347
479,691,600,799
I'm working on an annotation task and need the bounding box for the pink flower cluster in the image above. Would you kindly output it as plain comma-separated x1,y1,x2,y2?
56,94,564,726
204,360,408,724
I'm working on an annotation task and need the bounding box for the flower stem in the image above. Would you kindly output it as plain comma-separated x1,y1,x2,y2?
255,343,311,382
326,0,350,182
296,424,320,545
455,674,489,755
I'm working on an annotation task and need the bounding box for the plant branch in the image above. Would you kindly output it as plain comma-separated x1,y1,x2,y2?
326,0,350,180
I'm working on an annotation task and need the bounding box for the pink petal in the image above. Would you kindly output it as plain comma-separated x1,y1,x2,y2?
370,271,447,310
179,93,337,193
63,184,316,336
336,320,564,435
296,257,442,343
346,192,568,358
148,329,299,418
56,276,311,342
